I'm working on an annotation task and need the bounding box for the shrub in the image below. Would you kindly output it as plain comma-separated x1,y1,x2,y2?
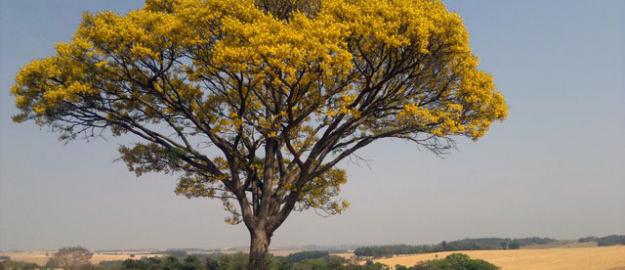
46,246,94,270
285,251,329,263
0,260,41,270
411,253,499,270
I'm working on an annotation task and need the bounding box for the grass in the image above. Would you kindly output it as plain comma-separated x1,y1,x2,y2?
374,246,625,270
3,245,624,269
0,251,163,265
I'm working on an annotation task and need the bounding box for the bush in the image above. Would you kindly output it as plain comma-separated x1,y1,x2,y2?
97,260,124,270
285,251,329,263
286,255,347,270
120,255,207,270
46,246,95,270
411,253,499,270
0,260,41,270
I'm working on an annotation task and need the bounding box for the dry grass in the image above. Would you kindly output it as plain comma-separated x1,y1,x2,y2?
333,252,356,259
90,253,163,264
0,251,163,265
0,251,51,265
374,246,625,270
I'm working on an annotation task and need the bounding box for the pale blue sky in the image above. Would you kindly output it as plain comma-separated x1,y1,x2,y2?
1,0,624,251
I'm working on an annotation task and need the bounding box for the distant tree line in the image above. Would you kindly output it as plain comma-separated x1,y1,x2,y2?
354,237,556,257
283,251,329,264
578,235,625,246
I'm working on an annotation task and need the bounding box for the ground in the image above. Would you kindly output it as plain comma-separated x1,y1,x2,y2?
373,246,625,270
0,251,163,265
2,245,625,269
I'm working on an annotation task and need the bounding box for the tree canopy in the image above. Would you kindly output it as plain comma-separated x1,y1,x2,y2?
45,246,94,269
354,237,556,257
11,0,507,268
408,253,499,270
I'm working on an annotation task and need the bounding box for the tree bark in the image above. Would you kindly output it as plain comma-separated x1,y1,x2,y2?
248,228,271,270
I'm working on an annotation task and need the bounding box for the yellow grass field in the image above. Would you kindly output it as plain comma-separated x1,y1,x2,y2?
0,251,163,265
374,246,625,270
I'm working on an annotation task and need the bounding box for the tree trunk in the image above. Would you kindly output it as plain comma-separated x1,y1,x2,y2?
248,229,271,270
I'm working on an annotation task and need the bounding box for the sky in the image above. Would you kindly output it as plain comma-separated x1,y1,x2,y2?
1,0,624,251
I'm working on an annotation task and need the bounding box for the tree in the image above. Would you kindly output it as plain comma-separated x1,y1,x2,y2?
45,246,94,269
205,257,220,270
182,256,206,270
508,242,520,249
11,0,507,269
411,253,499,270
285,251,329,264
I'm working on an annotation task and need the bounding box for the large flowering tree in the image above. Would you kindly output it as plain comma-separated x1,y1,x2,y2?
11,0,507,268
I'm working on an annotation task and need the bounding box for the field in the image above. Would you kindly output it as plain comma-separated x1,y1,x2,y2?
374,246,625,270
0,251,163,265
3,246,625,269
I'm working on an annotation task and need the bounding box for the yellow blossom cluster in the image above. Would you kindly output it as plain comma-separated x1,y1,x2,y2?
11,0,507,218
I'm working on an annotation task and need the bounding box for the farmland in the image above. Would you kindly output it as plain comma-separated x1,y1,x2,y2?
2,245,625,269
373,246,625,270
0,250,163,265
